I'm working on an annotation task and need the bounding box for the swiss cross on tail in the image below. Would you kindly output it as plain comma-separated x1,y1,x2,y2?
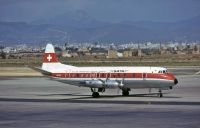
43,53,58,63
47,54,52,61
42,44,59,63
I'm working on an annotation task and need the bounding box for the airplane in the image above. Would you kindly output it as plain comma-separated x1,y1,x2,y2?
39,43,178,98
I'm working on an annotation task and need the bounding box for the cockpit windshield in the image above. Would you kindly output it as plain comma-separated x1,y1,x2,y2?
158,70,168,74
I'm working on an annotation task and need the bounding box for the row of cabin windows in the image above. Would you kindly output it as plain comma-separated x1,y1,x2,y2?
64,73,148,78
55,72,167,78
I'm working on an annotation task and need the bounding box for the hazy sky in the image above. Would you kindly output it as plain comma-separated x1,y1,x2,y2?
0,0,200,23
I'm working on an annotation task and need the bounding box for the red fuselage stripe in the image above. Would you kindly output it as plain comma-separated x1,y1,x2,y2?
51,73,175,81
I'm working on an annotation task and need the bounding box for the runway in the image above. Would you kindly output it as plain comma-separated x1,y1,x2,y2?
0,75,200,128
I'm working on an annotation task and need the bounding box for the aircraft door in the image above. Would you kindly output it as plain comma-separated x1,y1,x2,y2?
96,73,100,78
106,73,111,79
143,73,147,80
90,73,96,78
65,73,69,78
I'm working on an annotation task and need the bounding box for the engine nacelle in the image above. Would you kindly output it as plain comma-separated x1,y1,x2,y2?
104,80,120,88
84,79,123,88
85,80,103,88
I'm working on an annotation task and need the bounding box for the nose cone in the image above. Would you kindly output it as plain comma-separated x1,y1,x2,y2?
174,78,178,85
166,73,178,85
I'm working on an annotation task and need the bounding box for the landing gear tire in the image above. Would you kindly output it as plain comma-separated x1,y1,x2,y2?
92,92,100,98
122,90,129,96
159,93,163,97
158,89,163,97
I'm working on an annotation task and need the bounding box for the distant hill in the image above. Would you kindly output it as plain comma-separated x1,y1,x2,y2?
0,14,200,45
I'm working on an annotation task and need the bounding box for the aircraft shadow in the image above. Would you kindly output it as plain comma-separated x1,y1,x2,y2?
0,77,18,81
38,93,181,99
0,97,199,106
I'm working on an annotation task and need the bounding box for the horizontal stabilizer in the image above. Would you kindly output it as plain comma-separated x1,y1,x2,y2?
29,66,52,76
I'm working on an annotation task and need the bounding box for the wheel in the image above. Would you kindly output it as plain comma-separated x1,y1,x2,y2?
158,89,163,97
92,92,100,98
122,91,129,96
158,93,163,97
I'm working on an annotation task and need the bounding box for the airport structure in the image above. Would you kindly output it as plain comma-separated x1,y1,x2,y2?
0,42,200,59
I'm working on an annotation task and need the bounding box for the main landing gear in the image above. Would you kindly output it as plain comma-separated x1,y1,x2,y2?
91,88,105,98
122,88,130,96
92,92,99,98
158,89,163,97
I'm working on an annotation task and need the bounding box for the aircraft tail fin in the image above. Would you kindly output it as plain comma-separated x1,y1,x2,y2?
42,44,76,73
43,44,59,63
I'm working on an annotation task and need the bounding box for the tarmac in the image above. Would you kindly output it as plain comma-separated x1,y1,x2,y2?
0,75,200,128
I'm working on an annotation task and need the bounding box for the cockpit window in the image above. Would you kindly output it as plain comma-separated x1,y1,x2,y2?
158,70,168,74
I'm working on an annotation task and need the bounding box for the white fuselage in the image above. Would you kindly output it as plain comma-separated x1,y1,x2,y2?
42,63,177,89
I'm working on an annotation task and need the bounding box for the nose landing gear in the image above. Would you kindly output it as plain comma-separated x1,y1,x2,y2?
158,89,163,97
